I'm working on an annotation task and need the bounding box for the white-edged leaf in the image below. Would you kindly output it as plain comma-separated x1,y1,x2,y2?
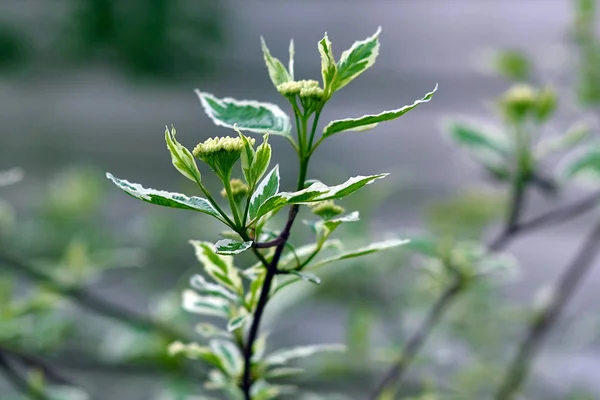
323,211,360,232
289,39,295,79
168,341,222,369
264,344,346,365
164,126,201,183
323,85,437,137
182,289,230,318
312,174,388,201
334,27,381,91
210,339,243,377
249,165,280,220
227,313,250,332
196,91,291,137
252,331,270,362
278,240,343,270
260,37,292,88
558,143,600,186
0,168,24,187
251,380,296,400
290,271,321,285
190,241,243,293
305,239,409,270
253,174,386,222
195,323,232,339
265,367,305,379
214,239,253,255
106,173,222,219
318,33,337,94
190,274,239,303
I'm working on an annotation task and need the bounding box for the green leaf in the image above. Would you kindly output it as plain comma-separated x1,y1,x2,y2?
264,344,346,365
265,367,305,379
168,341,223,369
290,271,321,284
238,129,256,184
323,211,360,232
253,174,386,222
306,239,409,270
190,241,243,293
559,144,600,185
445,120,511,178
249,165,280,221
318,33,337,95
227,313,250,332
536,122,590,159
196,91,291,137
182,290,230,318
105,173,222,219
334,27,381,91
190,274,239,303
210,340,243,377
164,126,201,183
312,174,389,201
195,323,232,339
214,239,253,255
251,135,272,186
245,269,265,311
260,37,292,88
323,85,437,137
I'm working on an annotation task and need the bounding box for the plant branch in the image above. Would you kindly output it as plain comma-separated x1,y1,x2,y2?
0,251,191,343
0,350,53,400
489,190,600,251
494,218,600,400
370,276,464,399
241,205,300,399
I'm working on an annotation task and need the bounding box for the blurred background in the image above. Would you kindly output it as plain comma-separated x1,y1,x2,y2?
1,0,600,399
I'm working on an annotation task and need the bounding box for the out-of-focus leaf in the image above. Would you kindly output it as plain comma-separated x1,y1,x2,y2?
190,241,243,293
264,344,345,365
305,239,409,270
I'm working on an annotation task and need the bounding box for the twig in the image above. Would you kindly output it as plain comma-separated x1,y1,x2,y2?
0,350,53,400
241,205,300,399
494,218,600,400
0,251,191,343
370,277,464,399
1,346,74,387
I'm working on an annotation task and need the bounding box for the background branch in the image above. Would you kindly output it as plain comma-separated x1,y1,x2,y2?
494,218,600,400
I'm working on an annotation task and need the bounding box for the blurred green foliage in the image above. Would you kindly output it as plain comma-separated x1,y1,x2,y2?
64,0,225,77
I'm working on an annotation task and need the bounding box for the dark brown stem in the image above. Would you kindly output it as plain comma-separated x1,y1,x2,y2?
370,277,464,399
241,205,299,399
494,218,600,400
0,251,191,343
253,237,285,249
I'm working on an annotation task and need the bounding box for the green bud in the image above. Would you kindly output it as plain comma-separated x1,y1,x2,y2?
220,179,250,203
497,84,558,123
310,200,345,220
193,136,255,180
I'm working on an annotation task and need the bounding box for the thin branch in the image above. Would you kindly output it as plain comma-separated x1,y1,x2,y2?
0,251,191,343
494,218,600,400
241,205,300,399
370,277,464,399
0,350,53,400
1,346,74,387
